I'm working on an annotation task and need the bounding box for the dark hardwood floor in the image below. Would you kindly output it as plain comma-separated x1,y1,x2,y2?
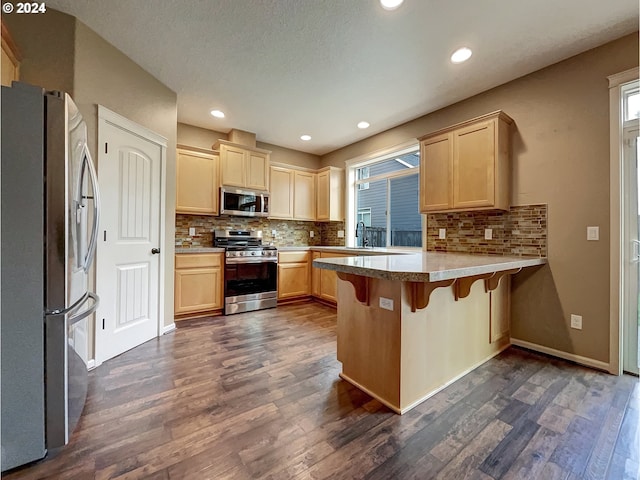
5,302,639,479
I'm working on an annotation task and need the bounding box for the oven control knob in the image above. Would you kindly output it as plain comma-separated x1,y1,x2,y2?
251,251,256,255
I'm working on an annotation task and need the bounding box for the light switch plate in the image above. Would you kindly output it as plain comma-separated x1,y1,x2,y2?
485,228,493,240
438,228,446,240
310,231,315,238
570,314,583,330
379,297,394,311
189,227,196,236
587,226,599,241
337,230,345,238
271,229,277,236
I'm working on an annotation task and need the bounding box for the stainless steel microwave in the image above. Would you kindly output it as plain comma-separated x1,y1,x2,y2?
220,187,269,217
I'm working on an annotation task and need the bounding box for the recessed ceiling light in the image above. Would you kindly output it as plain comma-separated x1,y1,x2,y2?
380,0,404,10
451,47,472,64
210,109,225,118
357,121,370,129
300,135,311,141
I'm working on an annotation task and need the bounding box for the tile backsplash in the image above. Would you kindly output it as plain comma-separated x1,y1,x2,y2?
426,204,547,257
176,215,346,248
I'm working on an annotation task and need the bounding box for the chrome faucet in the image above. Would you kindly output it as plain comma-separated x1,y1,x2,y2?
355,221,369,247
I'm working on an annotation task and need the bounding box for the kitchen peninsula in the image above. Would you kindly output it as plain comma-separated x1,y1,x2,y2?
313,252,546,414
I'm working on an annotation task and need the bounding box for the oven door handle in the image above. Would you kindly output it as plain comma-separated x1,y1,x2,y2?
225,258,278,265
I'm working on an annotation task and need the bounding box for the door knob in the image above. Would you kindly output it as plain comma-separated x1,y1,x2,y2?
151,248,160,254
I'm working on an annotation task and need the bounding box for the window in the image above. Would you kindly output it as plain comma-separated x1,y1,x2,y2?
357,166,370,190
350,145,422,248
357,207,371,227
624,85,640,121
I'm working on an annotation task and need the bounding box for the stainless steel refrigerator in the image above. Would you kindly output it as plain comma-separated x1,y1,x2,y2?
1,82,101,471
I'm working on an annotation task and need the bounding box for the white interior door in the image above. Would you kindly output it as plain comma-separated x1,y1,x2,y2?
96,116,163,364
624,126,640,374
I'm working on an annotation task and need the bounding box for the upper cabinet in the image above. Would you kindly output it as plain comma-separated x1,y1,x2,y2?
269,166,316,221
215,139,270,191
316,167,344,222
176,147,219,215
418,111,513,213
1,22,21,87
293,171,316,221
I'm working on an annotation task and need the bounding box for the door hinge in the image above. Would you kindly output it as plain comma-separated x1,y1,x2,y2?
102,318,105,330
105,143,108,154
103,230,106,241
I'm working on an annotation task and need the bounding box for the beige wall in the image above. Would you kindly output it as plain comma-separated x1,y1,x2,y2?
3,9,75,93
73,21,178,333
321,33,639,363
178,122,321,170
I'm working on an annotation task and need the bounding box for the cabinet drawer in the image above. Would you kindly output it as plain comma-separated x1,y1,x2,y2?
279,251,309,263
175,253,222,269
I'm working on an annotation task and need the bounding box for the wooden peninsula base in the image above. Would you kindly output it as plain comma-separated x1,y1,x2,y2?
313,251,546,414
336,275,510,413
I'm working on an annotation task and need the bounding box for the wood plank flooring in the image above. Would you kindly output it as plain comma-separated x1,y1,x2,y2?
4,302,639,479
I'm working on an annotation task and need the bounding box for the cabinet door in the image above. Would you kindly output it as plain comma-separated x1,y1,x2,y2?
294,171,316,220
319,253,348,302
311,252,321,296
176,149,219,215
316,171,329,220
220,144,246,188
278,262,310,299
174,266,223,314
269,166,294,218
453,120,495,209
420,133,452,212
246,151,269,190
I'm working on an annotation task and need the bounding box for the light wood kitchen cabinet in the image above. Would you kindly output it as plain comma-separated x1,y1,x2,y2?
311,251,349,303
176,148,219,215
269,166,295,219
311,251,321,296
316,167,344,222
418,111,512,213
174,253,223,317
293,171,316,220
1,22,20,87
277,251,310,299
215,139,270,191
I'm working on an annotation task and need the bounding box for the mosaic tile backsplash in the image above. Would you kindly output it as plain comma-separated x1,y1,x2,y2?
426,204,547,257
176,215,346,248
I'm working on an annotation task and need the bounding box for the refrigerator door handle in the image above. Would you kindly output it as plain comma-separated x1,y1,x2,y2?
67,292,99,326
82,144,101,273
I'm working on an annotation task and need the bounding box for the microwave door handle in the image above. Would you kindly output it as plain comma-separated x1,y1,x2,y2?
82,144,101,272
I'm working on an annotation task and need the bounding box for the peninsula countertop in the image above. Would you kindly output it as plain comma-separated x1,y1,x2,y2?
312,251,546,282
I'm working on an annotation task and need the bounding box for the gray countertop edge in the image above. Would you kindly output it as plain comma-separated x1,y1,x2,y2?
312,255,547,282
175,247,225,253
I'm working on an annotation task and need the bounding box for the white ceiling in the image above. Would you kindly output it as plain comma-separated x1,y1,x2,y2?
46,0,638,155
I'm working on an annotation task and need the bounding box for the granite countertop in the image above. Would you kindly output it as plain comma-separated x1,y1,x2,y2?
312,251,546,282
277,246,415,255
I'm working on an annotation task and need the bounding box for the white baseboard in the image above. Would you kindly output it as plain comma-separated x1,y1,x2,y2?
510,338,610,372
87,359,96,371
161,323,176,335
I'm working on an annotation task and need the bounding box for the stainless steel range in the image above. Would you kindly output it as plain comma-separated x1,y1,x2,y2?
214,230,278,315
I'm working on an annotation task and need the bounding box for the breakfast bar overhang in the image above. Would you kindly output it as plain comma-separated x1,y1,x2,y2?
313,252,546,414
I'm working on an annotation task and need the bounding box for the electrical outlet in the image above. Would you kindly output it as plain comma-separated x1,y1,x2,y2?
271,229,277,236
379,297,394,311
485,228,493,240
570,314,583,330
310,231,315,238
587,226,599,241
438,228,446,240
189,227,196,236
337,230,345,238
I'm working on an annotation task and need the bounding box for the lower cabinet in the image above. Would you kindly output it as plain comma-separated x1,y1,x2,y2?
277,251,310,300
311,251,349,303
174,253,223,318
